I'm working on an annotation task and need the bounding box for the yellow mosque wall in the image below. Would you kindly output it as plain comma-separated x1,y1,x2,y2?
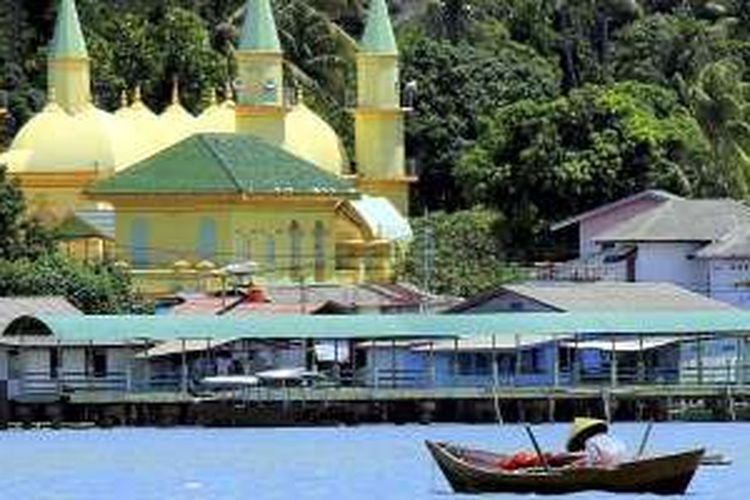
106,195,391,295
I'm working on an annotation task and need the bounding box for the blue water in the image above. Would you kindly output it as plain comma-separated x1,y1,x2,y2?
0,422,744,499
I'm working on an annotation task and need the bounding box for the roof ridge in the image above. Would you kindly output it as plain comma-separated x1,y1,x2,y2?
199,134,245,193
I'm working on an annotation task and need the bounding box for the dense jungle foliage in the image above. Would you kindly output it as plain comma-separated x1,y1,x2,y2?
3,0,750,295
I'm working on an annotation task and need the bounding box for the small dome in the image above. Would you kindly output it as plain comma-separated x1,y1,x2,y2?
8,102,144,174
159,101,198,145
198,96,236,133
284,102,347,175
118,90,168,159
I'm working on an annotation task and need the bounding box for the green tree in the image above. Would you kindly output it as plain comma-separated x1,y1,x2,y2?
0,255,143,314
400,208,524,297
457,81,714,257
0,165,56,260
401,35,559,212
687,59,750,196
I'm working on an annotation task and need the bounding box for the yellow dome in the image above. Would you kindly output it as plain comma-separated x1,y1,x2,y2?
198,98,236,133
283,102,347,175
8,102,144,174
159,101,198,146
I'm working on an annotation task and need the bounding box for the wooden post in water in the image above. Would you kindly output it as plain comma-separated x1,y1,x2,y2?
610,336,617,389
180,338,188,395
452,338,459,380
371,340,378,388
514,333,521,387
491,334,502,425
552,334,559,388
390,339,397,389
428,340,436,387
738,334,746,387
637,334,645,383
696,337,704,385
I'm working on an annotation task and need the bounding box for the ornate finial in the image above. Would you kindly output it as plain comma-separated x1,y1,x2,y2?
133,84,143,103
120,90,128,108
295,86,304,104
171,77,180,105
48,87,57,103
209,87,218,106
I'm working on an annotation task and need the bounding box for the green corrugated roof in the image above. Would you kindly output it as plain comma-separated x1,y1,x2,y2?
238,0,281,52
360,0,398,55
50,0,88,59
17,311,750,342
88,133,356,196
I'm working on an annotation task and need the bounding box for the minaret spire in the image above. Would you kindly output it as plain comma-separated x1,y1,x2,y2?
234,0,286,145
238,0,281,52
48,0,91,113
360,0,398,55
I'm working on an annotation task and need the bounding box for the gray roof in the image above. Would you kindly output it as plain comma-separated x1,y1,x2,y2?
75,209,115,239
0,297,82,332
551,190,678,231
594,199,750,242
503,282,734,312
694,229,750,259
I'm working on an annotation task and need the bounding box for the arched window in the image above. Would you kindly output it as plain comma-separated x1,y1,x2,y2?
130,218,149,266
197,218,217,260
289,221,302,278
314,221,325,282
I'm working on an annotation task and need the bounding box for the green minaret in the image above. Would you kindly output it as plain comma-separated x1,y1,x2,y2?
48,0,90,113
360,0,398,55
355,0,411,215
235,0,286,145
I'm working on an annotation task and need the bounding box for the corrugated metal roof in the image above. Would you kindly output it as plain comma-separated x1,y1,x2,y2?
15,310,750,342
694,228,750,259
0,297,81,332
504,282,734,312
594,199,750,242
551,190,677,232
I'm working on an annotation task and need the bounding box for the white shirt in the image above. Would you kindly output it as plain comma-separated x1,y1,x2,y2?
585,433,627,467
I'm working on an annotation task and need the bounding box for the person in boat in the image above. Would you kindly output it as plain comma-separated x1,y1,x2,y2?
567,417,627,467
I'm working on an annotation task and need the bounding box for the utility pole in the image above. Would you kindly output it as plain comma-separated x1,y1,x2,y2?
421,210,435,314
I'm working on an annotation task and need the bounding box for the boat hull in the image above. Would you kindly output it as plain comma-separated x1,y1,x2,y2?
425,441,704,495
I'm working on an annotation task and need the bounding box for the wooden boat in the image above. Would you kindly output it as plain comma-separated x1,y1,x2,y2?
425,441,704,495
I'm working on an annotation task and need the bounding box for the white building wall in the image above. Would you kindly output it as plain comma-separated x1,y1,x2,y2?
23,349,49,375
0,348,7,380
635,242,708,294
708,259,750,309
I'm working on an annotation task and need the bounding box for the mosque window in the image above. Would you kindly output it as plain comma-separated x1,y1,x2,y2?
314,221,325,282
289,221,302,278
197,218,217,260
130,218,149,267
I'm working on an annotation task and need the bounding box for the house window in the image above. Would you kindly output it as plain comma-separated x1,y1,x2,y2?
197,218,217,259
314,221,325,282
86,348,107,378
289,221,302,278
130,218,149,266
510,301,524,311
49,348,60,379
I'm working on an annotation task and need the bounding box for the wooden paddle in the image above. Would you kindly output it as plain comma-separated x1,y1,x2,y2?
636,420,654,458
524,423,551,472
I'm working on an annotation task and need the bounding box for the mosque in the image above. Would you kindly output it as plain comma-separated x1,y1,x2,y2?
0,0,415,294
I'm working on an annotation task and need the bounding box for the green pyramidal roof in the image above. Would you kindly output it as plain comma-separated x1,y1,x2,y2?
50,0,88,59
238,0,281,52
88,133,356,196
360,0,398,55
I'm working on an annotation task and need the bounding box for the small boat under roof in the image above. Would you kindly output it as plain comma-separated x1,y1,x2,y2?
425,441,704,495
